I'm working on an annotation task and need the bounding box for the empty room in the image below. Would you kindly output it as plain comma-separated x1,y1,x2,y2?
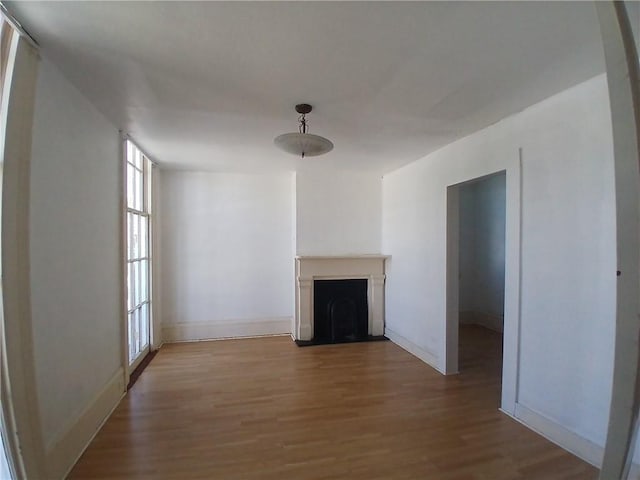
1,1,640,479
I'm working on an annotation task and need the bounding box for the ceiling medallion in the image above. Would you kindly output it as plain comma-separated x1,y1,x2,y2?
274,104,333,158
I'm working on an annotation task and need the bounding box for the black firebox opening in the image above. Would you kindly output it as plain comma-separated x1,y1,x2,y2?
313,279,368,344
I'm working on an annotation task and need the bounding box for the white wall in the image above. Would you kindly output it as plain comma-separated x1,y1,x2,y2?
383,74,616,462
296,170,382,255
159,171,294,341
29,58,122,452
459,173,506,331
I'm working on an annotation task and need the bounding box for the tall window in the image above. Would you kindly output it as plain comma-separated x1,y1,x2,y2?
125,140,152,369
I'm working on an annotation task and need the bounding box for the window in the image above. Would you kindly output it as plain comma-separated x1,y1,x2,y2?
125,140,152,370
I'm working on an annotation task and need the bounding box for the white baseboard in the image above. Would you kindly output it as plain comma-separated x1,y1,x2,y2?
384,327,443,374
45,368,125,479
162,317,292,343
511,402,640,479
512,403,603,467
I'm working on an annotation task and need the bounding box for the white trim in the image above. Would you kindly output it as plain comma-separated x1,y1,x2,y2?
509,402,640,479
45,368,125,480
512,403,603,468
150,164,162,351
499,155,523,415
384,327,443,374
444,166,519,415
1,33,46,478
162,317,292,343
445,184,460,374
595,3,640,478
119,131,129,391
514,147,524,408
0,26,24,480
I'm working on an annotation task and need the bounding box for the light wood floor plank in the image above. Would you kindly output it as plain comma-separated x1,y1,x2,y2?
69,326,597,479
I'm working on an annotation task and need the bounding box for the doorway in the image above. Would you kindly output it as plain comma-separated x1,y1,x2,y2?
446,171,507,405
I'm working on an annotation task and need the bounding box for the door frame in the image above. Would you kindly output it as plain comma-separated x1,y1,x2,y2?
445,156,522,415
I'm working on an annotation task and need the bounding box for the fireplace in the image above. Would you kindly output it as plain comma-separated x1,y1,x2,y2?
314,279,368,344
294,255,389,344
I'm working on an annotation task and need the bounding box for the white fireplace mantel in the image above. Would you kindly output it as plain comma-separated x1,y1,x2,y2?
294,255,390,341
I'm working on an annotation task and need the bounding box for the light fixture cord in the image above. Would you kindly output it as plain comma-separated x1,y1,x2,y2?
298,113,308,134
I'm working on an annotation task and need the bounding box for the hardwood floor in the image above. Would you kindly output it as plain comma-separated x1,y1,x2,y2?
69,326,597,479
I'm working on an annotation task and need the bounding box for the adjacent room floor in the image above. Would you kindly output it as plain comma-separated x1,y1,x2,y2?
69,326,597,479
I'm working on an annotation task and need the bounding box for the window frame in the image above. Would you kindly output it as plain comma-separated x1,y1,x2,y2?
124,138,153,372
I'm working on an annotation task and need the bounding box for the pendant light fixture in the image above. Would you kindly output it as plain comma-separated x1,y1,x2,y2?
274,104,334,158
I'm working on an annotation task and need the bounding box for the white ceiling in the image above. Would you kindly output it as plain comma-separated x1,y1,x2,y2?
8,1,607,174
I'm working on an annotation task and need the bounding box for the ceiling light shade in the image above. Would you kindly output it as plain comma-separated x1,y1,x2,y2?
274,104,333,158
274,132,334,157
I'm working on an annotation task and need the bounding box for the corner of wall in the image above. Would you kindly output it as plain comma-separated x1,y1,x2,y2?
384,327,444,374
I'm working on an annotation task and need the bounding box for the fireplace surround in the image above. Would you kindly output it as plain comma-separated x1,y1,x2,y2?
294,255,389,343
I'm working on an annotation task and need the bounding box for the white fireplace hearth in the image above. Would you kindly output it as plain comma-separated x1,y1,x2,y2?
294,255,390,342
